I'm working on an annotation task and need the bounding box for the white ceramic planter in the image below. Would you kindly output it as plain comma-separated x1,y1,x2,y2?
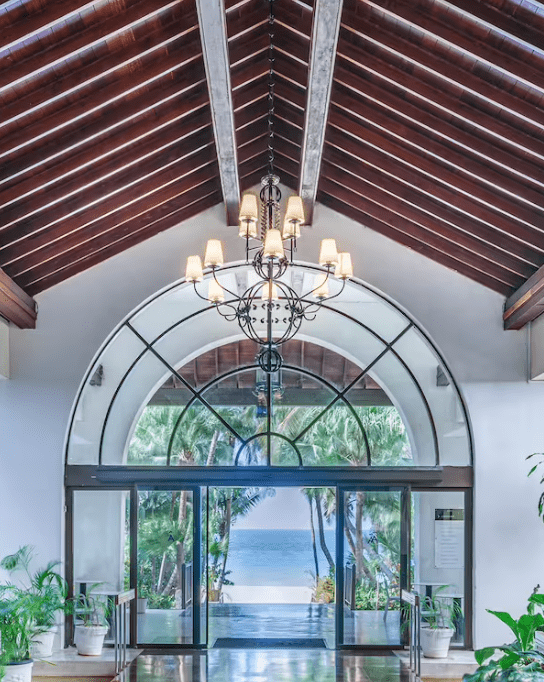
31,627,57,658
420,626,454,658
74,624,108,656
137,598,147,613
2,660,33,682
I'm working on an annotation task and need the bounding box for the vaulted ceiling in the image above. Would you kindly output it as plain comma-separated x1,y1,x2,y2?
1,0,544,330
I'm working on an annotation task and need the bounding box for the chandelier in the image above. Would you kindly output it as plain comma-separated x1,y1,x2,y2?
183,0,353,374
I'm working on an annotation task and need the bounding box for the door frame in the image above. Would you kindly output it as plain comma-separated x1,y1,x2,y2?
66,466,472,650
335,485,410,650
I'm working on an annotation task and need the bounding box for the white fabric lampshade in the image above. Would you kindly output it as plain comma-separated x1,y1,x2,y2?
185,255,203,282
204,239,224,268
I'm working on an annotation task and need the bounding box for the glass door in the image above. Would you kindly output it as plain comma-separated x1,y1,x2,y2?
338,487,409,647
136,487,196,645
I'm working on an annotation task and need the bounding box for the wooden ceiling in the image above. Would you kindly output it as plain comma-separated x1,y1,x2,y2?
1,0,544,330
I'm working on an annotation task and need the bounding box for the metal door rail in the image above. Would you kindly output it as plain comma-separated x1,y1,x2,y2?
113,589,135,674
402,589,421,679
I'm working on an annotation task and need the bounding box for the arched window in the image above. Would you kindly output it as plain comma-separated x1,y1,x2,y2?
65,264,472,469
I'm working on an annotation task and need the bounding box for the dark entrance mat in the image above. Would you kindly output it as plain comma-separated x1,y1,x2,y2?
213,637,328,649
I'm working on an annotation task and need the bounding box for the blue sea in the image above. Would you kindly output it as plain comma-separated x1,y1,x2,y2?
224,529,339,586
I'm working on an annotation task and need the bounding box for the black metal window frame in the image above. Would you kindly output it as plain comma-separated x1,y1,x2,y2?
64,262,474,650
65,264,474,470
65,476,473,650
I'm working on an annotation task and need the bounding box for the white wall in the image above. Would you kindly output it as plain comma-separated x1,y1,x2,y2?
1,201,543,648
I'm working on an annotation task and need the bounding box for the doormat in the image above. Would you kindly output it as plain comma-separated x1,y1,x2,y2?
213,638,328,648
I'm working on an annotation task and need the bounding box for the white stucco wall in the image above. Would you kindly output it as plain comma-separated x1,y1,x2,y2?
1,201,543,649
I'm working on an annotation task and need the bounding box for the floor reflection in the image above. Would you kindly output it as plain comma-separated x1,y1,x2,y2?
127,652,410,682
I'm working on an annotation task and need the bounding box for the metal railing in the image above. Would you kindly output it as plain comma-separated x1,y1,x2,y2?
402,589,421,680
344,566,357,610
181,562,193,609
113,589,135,674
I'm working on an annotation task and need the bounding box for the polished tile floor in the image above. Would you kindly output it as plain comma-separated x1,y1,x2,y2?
125,651,412,682
138,605,401,648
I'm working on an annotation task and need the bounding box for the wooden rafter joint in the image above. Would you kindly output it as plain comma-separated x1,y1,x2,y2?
503,264,544,331
0,268,37,329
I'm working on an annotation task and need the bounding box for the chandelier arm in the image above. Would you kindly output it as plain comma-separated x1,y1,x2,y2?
211,268,240,300
192,281,213,303
214,302,240,321
299,267,333,299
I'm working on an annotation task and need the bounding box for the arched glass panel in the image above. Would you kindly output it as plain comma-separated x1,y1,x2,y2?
294,402,369,466
65,265,472,469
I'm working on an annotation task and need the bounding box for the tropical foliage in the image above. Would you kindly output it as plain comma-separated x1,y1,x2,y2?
128,390,410,604
463,589,544,682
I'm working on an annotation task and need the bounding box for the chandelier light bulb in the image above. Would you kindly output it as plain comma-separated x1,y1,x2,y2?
283,196,304,239
319,239,339,267
239,193,259,239
261,282,279,301
207,278,225,303
185,255,203,282
263,229,285,260
313,273,330,299
204,239,224,268
283,216,301,240
335,252,353,280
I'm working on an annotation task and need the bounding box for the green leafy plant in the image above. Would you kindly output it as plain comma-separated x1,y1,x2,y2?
0,546,67,632
0,592,35,665
421,585,463,630
463,588,544,682
67,584,112,627
527,454,544,520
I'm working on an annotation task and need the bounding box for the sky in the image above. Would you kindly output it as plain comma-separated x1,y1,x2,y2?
231,487,334,531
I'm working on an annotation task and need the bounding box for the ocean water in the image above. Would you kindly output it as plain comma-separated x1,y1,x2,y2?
224,529,338,586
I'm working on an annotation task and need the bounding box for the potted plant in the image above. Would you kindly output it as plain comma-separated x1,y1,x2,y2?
419,585,463,658
68,585,112,656
463,588,544,682
0,590,36,682
0,546,67,659
137,585,149,614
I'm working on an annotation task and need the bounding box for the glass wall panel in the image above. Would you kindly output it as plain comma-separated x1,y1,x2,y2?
68,326,146,464
137,489,194,645
412,491,466,646
347,351,436,466
342,489,402,645
295,403,369,466
393,328,471,465
101,352,170,465
72,490,130,642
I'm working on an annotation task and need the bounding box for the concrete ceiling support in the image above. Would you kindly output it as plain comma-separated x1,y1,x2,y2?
196,0,240,226
299,0,343,223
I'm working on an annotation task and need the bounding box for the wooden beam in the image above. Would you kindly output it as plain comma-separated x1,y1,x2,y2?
196,0,240,226
299,0,343,223
0,268,37,329
503,265,544,330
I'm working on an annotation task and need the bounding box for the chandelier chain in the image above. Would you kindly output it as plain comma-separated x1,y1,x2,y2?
267,0,275,177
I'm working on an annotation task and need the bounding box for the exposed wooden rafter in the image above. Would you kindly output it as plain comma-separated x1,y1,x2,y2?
504,265,544,331
196,0,240,226
0,269,37,329
299,0,343,223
